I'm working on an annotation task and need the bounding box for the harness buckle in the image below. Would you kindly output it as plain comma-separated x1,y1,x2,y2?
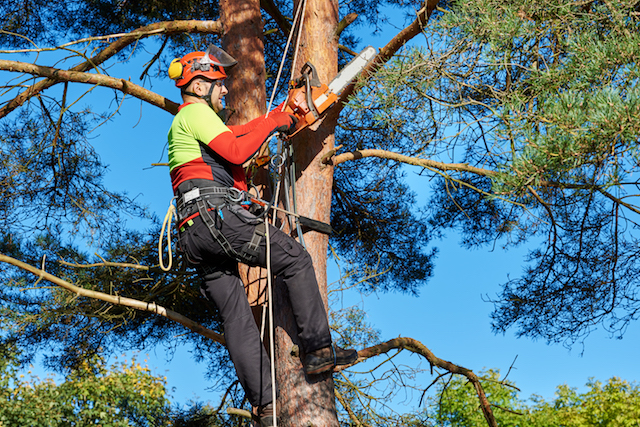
182,188,201,204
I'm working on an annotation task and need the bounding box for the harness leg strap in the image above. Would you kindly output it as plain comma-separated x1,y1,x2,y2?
196,198,241,262
240,222,267,264
196,198,267,265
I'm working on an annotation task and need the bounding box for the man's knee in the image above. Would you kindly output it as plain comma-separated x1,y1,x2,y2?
198,268,251,321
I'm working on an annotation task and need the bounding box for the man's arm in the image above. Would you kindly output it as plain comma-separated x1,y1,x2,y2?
208,115,296,164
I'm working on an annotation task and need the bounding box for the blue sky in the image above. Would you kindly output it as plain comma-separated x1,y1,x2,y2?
6,4,640,416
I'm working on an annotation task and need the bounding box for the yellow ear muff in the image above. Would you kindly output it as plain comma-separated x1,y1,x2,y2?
168,58,183,80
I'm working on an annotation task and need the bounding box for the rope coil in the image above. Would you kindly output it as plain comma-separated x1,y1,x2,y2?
159,200,177,272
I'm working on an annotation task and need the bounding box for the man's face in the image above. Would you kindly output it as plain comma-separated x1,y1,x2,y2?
194,79,227,112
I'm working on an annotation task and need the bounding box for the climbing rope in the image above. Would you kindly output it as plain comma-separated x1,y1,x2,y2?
259,2,309,424
159,200,177,272
265,219,278,427
266,0,308,115
157,1,311,423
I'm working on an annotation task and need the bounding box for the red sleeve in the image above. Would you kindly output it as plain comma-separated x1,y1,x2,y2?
207,115,280,165
227,104,286,136
227,114,267,136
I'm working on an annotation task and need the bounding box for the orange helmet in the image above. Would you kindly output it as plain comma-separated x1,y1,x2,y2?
168,44,237,88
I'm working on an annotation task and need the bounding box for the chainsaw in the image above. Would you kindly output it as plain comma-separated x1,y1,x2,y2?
282,46,376,136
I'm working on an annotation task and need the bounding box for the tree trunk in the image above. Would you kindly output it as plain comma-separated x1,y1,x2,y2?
221,0,340,424
273,0,340,425
220,0,266,124
219,0,271,310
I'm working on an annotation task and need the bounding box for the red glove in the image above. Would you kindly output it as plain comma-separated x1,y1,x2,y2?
270,111,298,135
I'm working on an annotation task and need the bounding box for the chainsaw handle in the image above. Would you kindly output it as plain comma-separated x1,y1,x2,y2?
305,73,320,120
283,61,336,137
299,62,321,87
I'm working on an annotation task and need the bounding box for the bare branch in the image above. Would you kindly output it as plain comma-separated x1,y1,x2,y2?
59,259,151,270
491,404,524,416
0,59,179,115
335,389,367,427
335,13,358,40
339,44,358,56
260,0,291,36
226,407,258,423
0,19,222,119
325,148,496,177
325,149,640,216
140,35,170,80
0,253,225,345
343,337,498,427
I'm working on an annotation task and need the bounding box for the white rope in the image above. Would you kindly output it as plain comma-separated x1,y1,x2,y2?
260,3,309,424
159,200,177,272
289,0,308,86
264,218,278,427
266,0,308,115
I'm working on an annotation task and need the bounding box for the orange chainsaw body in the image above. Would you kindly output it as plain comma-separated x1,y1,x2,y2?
284,83,337,129
280,47,376,136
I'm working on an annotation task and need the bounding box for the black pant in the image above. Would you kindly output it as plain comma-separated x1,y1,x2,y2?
179,203,332,406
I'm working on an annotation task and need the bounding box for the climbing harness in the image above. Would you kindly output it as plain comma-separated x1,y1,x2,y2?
178,186,270,265
160,172,331,274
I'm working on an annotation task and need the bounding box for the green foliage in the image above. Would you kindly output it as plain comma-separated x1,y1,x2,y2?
0,105,148,242
340,0,640,344
425,369,640,427
331,161,437,294
428,369,526,426
0,349,171,426
169,402,228,427
0,229,233,381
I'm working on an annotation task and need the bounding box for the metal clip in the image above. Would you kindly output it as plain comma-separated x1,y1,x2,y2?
227,187,244,203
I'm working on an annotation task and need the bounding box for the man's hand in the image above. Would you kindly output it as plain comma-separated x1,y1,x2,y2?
271,112,298,135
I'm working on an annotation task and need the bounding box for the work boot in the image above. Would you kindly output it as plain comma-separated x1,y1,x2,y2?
257,402,276,427
303,344,358,375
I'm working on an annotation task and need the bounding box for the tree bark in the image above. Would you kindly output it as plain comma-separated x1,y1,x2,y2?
273,0,341,425
219,0,271,310
220,0,266,125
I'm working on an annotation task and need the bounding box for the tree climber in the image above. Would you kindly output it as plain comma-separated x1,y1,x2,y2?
166,45,358,426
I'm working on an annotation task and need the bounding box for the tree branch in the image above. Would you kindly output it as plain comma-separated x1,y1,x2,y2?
0,19,222,119
325,148,496,177
334,0,441,113
0,59,179,115
0,253,225,345
59,259,151,270
260,0,291,36
335,13,358,40
335,389,367,427
345,336,498,427
325,148,640,215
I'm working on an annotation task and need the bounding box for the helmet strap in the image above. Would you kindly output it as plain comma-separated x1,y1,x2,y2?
181,81,218,111
203,82,216,111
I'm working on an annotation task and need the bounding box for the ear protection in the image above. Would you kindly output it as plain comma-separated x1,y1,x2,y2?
168,58,183,81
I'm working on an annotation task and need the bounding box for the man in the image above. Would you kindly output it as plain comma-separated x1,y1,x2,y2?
166,45,357,426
